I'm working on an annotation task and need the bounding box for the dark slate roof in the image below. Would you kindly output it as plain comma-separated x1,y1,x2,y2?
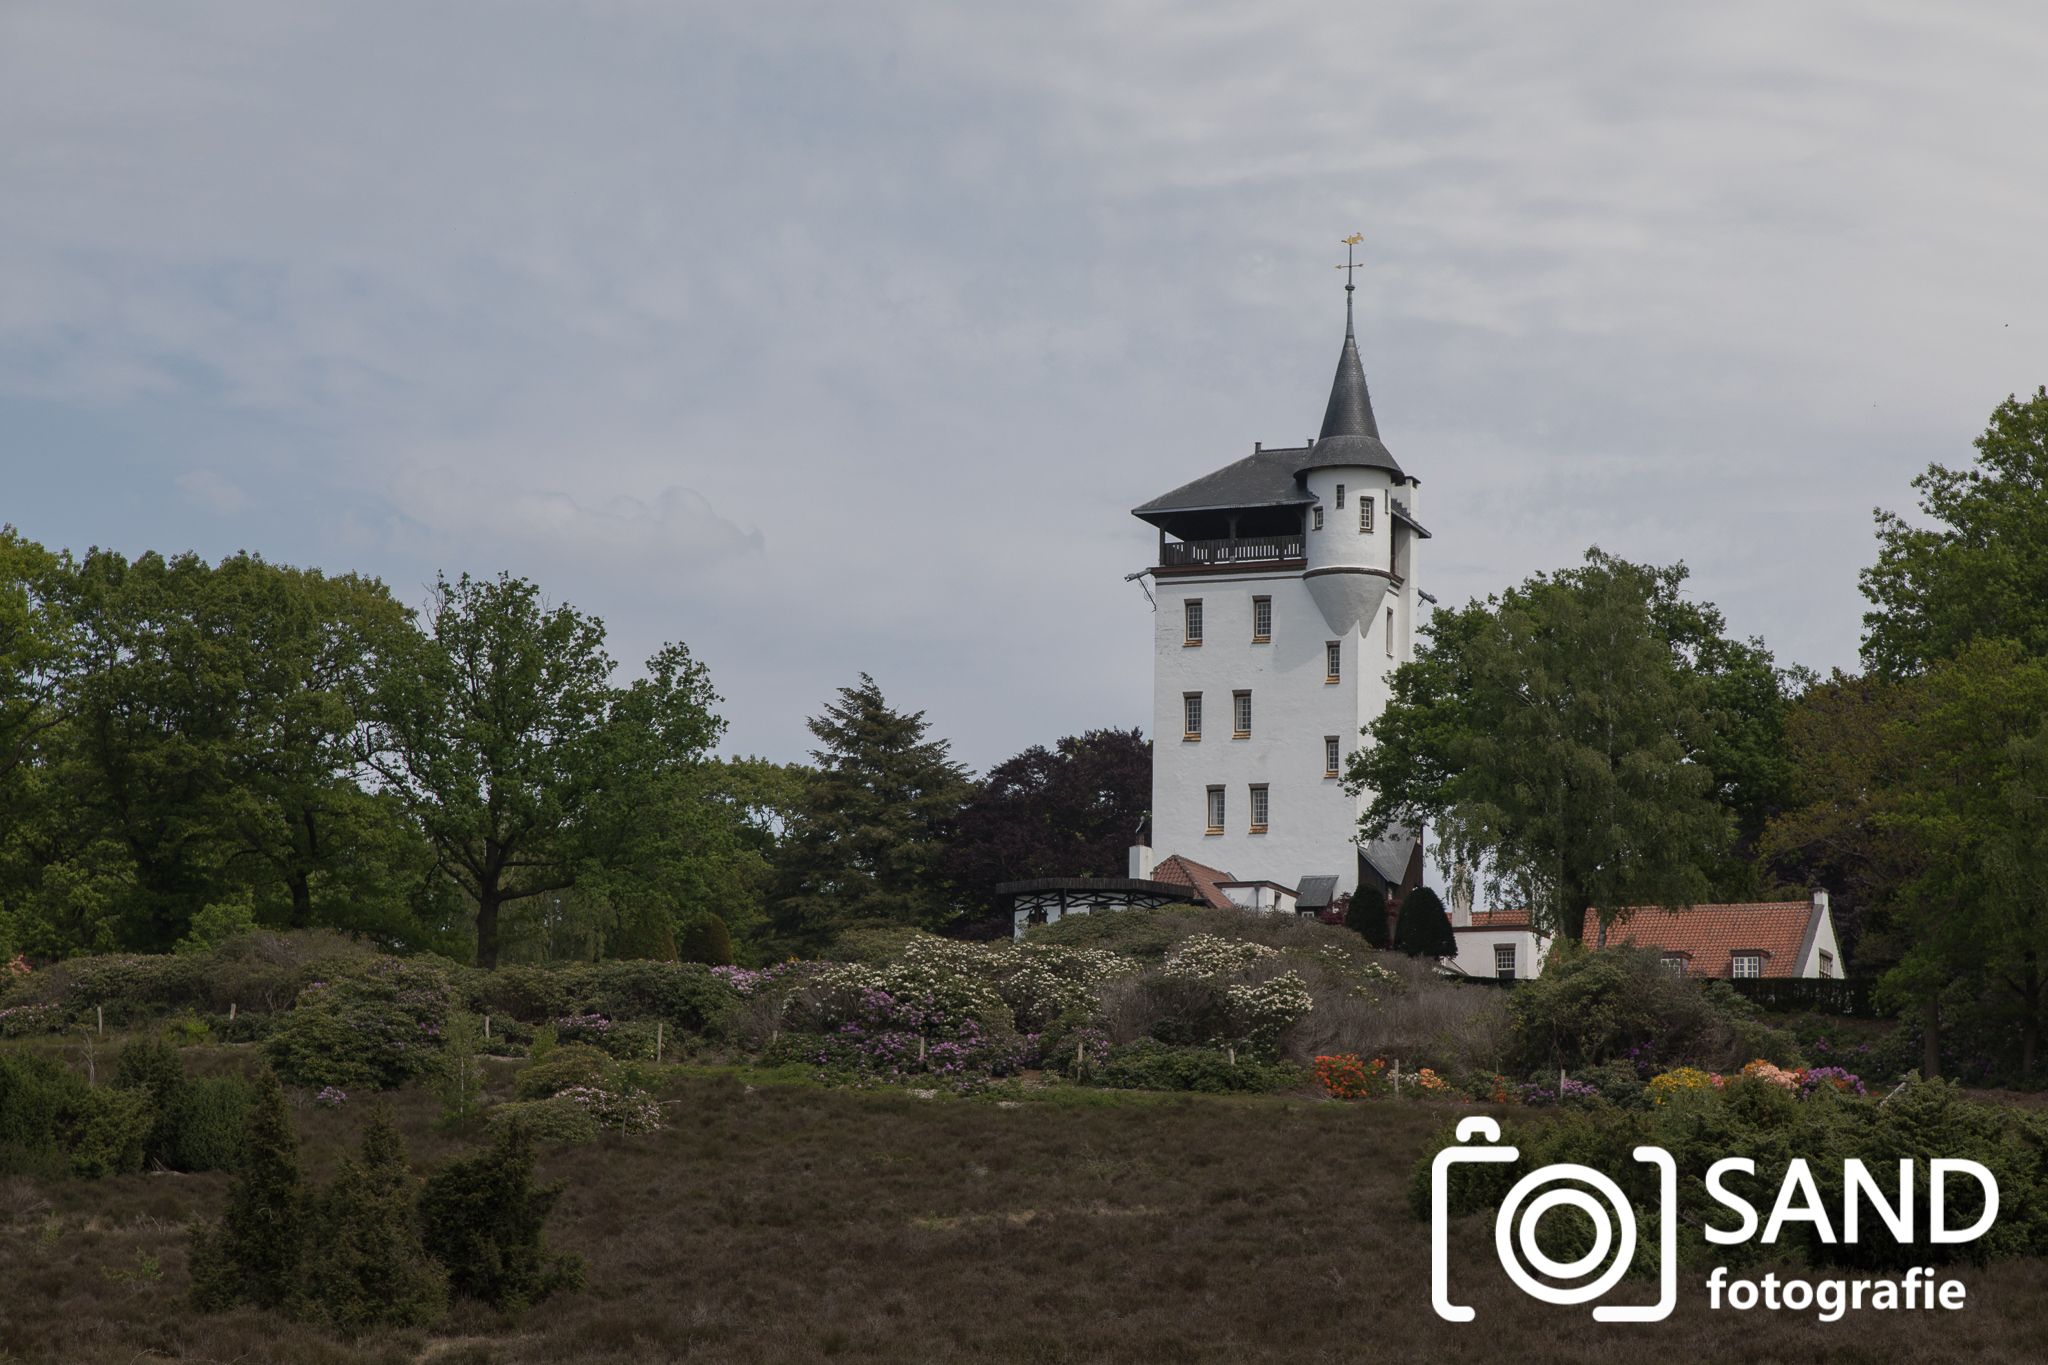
1135,298,1405,522
1131,445,1316,523
1295,875,1340,910
1360,822,1419,886
1391,498,1432,539
1297,298,1403,478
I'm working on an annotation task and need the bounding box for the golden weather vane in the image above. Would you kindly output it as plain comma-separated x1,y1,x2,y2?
1335,233,1365,289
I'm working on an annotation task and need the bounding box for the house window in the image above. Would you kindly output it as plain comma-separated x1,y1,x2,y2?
1182,693,1203,740
1732,952,1763,980
1662,956,1687,978
1819,950,1835,979
1183,598,1203,646
1251,596,1272,642
1360,497,1375,533
1232,690,1252,737
1324,735,1340,777
1249,785,1269,833
1335,483,1346,508
1325,640,1341,682
1386,607,1395,657
1312,506,1324,531
1494,943,1516,980
1205,786,1225,834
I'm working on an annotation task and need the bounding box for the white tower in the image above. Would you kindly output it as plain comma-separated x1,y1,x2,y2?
1131,263,1428,904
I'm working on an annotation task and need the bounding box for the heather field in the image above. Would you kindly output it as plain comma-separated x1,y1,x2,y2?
3,1059,2046,1365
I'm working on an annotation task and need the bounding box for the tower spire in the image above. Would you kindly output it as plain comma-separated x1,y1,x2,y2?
1320,233,1379,441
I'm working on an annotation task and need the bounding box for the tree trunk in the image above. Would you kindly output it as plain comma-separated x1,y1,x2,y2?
476,889,503,970
1921,998,1941,1080
288,871,313,929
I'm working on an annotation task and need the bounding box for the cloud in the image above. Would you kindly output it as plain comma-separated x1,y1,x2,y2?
174,468,249,515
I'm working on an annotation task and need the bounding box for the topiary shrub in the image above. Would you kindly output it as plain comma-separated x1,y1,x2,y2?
512,1044,620,1101
304,1108,447,1334
1392,887,1458,958
678,913,734,966
265,958,454,1091
1345,893,1391,949
419,1123,584,1311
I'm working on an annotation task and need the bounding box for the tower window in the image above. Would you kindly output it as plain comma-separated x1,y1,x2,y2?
1184,598,1203,646
1360,498,1374,533
1386,607,1395,657
1335,483,1346,508
1312,506,1324,531
1232,690,1252,737
1182,692,1203,740
1324,736,1340,777
1325,640,1341,683
1251,596,1272,642
1249,785,1270,833
1205,786,1226,834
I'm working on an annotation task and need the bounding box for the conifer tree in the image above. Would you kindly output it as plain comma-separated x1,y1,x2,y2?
770,675,971,950
190,1070,306,1313
306,1107,447,1333
419,1122,583,1311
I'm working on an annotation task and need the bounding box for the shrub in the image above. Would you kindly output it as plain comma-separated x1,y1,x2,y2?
1645,1066,1723,1105
166,1077,252,1172
419,1123,583,1311
0,1052,83,1174
485,1097,603,1148
678,913,734,966
552,1085,661,1135
1505,946,1798,1073
1226,971,1313,1056
67,1087,154,1178
304,1108,447,1334
190,1071,307,1313
112,1036,186,1167
513,1044,620,1101
265,958,453,1091
1314,1053,1387,1100
1091,1040,1305,1094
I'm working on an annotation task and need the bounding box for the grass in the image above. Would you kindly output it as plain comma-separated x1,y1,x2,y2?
3,1049,2047,1363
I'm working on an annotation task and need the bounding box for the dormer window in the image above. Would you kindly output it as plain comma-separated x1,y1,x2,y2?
1732,952,1764,980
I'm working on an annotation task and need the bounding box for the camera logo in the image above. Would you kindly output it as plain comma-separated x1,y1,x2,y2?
1431,1116,1677,1323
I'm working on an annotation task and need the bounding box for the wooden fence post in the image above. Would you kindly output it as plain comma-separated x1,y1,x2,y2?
656,1019,664,1064
483,1014,491,1040
96,1004,103,1037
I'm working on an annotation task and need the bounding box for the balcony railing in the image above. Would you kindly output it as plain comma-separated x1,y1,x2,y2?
1157,535,1305,571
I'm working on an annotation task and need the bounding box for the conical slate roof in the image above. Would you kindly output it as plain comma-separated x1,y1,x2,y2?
1299,291,1402,477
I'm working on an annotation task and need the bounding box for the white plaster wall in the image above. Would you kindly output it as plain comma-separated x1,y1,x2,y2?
1800,906,1844,978
1449,929,1548,979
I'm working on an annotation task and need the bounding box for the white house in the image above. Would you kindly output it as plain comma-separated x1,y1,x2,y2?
1131,279,1427,905
1449,907,1553,981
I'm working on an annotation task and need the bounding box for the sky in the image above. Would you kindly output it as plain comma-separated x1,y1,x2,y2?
3,1,2046,774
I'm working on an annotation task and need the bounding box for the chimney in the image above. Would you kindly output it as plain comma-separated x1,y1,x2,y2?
1449,867,1473,928
1128,842,1155,880
1812,887,1830,918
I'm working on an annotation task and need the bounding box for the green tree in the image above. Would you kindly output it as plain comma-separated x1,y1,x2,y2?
770,675,971,951
1862,386,2048,676
306,1107,447,1333
419,1122,582,1310
367,574,724,968
1878,641,2048,1078
1343,891,1390,948
1392,886,1457,958
1353,551,1732,941
190,1070,306,1313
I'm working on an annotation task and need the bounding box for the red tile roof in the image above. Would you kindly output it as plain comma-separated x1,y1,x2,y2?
1454,908,1535,932
1150,854,1238,910
1584,903,1819,979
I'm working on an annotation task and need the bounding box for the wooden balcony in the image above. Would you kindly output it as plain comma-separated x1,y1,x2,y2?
1156,534,1306,574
